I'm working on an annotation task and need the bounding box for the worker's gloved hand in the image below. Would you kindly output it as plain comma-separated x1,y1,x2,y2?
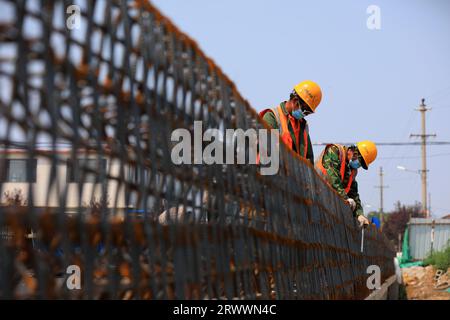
357,215,370,228
346,198,356,211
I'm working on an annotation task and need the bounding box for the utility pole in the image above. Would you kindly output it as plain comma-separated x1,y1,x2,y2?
374,166,388,230
410,99,435,218
428,193,431,218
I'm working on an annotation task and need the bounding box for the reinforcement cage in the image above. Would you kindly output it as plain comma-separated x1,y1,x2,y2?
0,0,395,299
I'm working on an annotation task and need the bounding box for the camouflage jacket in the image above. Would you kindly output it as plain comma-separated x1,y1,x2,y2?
319,145,364,216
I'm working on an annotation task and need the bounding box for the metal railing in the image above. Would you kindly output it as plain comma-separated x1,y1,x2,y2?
0,0,395,299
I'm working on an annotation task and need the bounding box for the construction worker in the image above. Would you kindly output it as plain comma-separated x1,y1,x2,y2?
316,141,378,226
259,80,322,165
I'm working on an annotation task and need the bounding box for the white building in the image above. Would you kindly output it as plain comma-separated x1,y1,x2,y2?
1,148,130,214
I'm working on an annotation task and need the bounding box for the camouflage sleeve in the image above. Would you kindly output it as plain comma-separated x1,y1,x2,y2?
322,146,349,199
262,111,279,130
347,179,364,216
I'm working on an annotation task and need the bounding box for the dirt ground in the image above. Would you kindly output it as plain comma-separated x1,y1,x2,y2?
402,265,450,300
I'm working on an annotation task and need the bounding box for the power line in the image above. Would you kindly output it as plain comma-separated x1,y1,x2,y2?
378,152,450,160
427,84,450,97
432,207,450,213
433,105,450,109
427,84,450,104
4,138,450,147
313,141,450,146
382,110,417,178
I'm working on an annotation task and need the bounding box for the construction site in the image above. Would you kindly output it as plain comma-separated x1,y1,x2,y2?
0,0,449,303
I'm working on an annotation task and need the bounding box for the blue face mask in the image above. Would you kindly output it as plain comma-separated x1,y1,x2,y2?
291,109,305,120
349,159,361,169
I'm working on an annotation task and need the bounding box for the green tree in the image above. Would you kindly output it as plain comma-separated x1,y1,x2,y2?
383,202,422,245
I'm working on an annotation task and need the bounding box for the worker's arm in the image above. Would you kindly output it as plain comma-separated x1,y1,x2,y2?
347,179,364,216
306,132,314,166
321,146,348,199
262,111,279,130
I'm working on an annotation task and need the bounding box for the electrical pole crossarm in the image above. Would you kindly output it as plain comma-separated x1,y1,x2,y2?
410,134,436,138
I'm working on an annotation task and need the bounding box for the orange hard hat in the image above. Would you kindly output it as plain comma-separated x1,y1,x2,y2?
293,80,322,112
356,140,378,169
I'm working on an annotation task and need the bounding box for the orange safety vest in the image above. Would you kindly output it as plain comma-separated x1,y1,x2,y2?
316,144,356,194
259,104,309,157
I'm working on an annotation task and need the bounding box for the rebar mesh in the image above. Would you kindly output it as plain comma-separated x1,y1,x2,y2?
0,0,395,299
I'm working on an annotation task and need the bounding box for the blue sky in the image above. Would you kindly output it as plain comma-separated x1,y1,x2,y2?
152,0,450,217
